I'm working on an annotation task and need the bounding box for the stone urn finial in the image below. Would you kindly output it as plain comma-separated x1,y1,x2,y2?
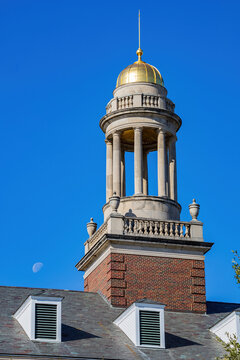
109,192,120,213
87,217,97,237
189,199,200,221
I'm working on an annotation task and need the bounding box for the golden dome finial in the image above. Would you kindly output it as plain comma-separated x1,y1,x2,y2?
136,48,143,61
116,10,164,88
136,10,143,62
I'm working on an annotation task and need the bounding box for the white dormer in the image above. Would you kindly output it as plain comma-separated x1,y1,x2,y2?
210,310,240,343
114,300,165,348
13,296,62,342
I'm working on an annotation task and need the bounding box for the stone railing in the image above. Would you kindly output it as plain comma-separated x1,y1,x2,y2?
166,98,175,112
142,95,160,108
106,94,175,114
123,217,190,238
85,221,107,253
85,213,203,253
117,96,133,109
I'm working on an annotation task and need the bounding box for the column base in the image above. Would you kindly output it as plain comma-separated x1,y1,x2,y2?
103,195,181,221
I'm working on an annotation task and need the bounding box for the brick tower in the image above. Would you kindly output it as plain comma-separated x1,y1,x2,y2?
76,44,213,313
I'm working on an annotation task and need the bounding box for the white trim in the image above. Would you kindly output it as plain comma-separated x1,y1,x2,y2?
84,244,205,279
210,311,240,343
114,302,165,348
13,296,62,342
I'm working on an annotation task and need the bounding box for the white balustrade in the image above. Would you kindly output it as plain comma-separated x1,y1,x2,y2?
85,216,195,254
123,217,191,238
117,96,134,109
105,94,175,114
88,222,108,249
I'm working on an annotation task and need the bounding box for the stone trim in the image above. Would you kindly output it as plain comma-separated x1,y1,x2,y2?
83,244,205,279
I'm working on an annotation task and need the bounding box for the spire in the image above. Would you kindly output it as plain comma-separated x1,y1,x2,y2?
136,10,143,61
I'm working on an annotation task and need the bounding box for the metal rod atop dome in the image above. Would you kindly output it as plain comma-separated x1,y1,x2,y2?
139,10,141,49
137,10,143,61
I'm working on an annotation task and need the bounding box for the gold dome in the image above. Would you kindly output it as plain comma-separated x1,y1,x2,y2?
116,48,164,88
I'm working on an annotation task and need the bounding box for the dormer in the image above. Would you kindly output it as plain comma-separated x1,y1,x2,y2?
114,299,165,348
13,296,62,342
210,310,240,343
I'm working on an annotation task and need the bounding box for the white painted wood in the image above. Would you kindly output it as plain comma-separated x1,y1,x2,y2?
210,311,240,343
13,296,62,342
114,301,165,348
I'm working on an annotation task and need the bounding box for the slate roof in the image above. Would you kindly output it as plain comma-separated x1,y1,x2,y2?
0,286,239,360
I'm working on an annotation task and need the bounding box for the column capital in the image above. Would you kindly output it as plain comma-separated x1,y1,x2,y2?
134,127,143,132
157,128,166,135
105,138,112,145
112,131,121,138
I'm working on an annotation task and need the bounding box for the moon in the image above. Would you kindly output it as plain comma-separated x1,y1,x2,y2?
32,262,43,273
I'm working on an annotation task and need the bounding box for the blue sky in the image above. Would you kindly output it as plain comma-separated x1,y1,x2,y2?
0,0,239,303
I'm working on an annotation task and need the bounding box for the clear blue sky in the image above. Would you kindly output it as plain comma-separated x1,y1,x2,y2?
0,0,239,303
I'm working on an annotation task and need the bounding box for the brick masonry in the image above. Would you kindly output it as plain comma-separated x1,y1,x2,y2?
84,253,206,313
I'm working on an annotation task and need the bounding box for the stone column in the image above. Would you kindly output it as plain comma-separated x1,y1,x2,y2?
165,140,169,197
169,136,177,201
113,132,121,196
143,150,148,195
105,139,113,202
121,149,126,197
134,127,143,194
157,129,167,197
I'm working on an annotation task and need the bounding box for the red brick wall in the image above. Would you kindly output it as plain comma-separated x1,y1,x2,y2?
84,253,206,313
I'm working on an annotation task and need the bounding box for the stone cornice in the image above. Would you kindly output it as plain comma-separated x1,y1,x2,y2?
99,107,182,134
76,233,213,272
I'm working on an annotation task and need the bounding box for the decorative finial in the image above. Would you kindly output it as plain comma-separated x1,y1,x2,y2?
87,217,97,237
189,199,200,221
109,192,120,213
137,10,143,61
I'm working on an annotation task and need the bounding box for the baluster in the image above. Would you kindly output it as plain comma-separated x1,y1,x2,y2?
154,96,158,107
144,221,148,235
124,219,129,234
130,96,133,106
133,219,138,234
175,223,179,237
159,222,163,236
149,221,153,236
143,96,146,106
128,219,133,234
139,220,143,234
180,223,184,237
164,222,169,236
170,222,174,236
153,221,158,235
185,224,190,238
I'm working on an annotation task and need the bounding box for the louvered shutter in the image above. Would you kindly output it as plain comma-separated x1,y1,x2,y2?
139,310,160,346
35,303,57,339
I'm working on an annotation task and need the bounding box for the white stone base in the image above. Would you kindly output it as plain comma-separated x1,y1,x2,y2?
103,195,181,221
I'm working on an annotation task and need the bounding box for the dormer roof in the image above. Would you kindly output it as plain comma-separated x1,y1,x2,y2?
0,286,240,359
